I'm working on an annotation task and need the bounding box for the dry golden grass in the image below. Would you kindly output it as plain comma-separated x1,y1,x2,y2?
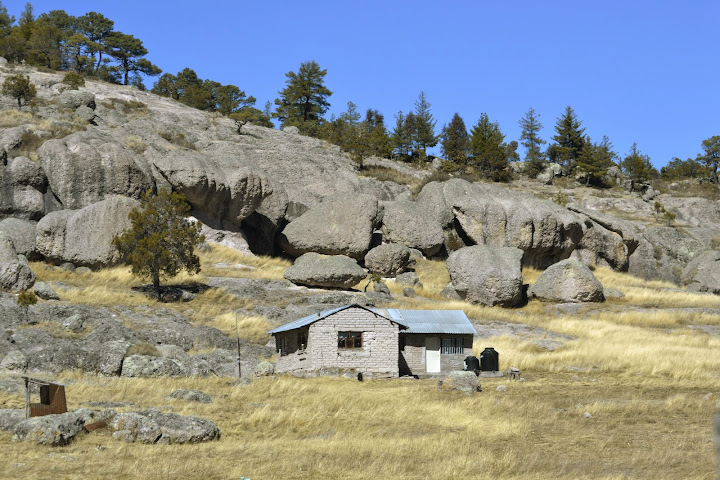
11,249,720,478
199,244,291,280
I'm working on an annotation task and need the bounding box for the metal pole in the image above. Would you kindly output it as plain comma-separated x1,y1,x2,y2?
24,377,30,419
235,309,241,378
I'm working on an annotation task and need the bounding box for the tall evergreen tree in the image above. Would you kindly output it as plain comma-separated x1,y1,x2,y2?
391,111,412,159
519,107,546,177
699,135,720,185
273,60,332,135
440,112,469,170
411,91,439,157
469,113,509,181
76,11,113,72
0,2,15,38
361,109,392,159
575,135,617,186
548,106,586,169
104,32,160,85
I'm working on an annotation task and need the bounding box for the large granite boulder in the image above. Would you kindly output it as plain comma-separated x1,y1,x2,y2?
381,200,445,256
682,250,720,294
39,132,154,209
447,245,524,307
364,243,412,276
0,217,38,259
0,233,35,291
439,371,481,393
573,221,629,271
36,195,139,267
12,409,90,446
0,156,48,220
628,227,705,284
279,193,381,259
111,409,220,444
283,253,367,289
120,355,190,378
417,179,585,267
529,258,604,303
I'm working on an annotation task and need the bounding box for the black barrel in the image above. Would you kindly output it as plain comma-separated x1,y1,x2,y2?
480,348,499,372
464,355,480,372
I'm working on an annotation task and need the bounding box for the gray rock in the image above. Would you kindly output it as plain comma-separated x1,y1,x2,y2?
139,409,220,444
395,271,422,287
169,389,212,403
529,259,604,303
381,200,445,256
447,245,524,307
364,243,412,276
0,409,24,432
95,341,129,376
39,132,153,209
439,371,481,393
59,90,96,110
283,253,367,289
575,222,629,271
682,250,720,294
33,281,59,300
61,314,85,332
0,218,38,259
440,283,462,300
120,355,189,377
279,193,381,259
0,260,35,292
402,287,416,298
628,227,705,284
603,288,625,299
13,410,89,446
0,231,16,262
110,412,161,444
0,350,28,372
283,126,299,134
496,385,508,392
373,282,390,295
254,360,275,377
36,196,140,267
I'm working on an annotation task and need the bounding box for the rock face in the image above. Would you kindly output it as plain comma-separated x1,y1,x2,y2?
381,200,445,256
446,245,524,307
0,259,35,292
417,179,585,267
110,409,220,444
279,193,381,259
12,410,89,446
529,258,605,303
364,243,412,276
682,250,720,294
121,355,189,378
0,217,38,259
283,253,367,289
36,195,139,267
32,281,60,300
628,227,706,284
0,156,48,220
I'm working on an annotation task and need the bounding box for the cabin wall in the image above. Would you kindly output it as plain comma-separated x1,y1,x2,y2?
400,334,474,376
274,327,311,374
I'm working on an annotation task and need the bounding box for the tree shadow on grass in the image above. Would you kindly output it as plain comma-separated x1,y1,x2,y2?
131,282,211,303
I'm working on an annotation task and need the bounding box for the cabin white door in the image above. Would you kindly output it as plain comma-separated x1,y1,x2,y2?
425,337,441,373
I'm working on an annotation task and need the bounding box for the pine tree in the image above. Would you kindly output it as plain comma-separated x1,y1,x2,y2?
273,60,332,136
391,111,412,159
411,91,439,157
0,2,15,38
699,135,720,185
113,190,204,300
361,109,392,158
76,11,114,72
104,32,160,85
519,107,546,177
575,135,617,186
2,74,36,109
620,143,655,184
549,106,586,169
440,112,469,170
469,113,509,181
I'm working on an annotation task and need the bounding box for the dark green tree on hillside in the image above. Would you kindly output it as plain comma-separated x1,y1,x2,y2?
440,113,469,170
519,107,546,177
0,2,14,38
105,31,160,85
575,135,617,186
620,143,656,184
391,111,412,159
76,11,114,72
361,109,392,159
113,190,204,300
2,73,36,108
660,157,708,180
699,135,720,185
411,91,439,157
469,113,509,181
548,106,586,169
273,60,332,135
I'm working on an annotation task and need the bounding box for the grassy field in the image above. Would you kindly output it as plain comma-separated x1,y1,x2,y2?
2,247,719,479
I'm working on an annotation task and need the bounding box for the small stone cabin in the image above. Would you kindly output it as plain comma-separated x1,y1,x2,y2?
268,304,476,377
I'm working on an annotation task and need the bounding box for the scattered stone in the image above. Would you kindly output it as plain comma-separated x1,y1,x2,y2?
110,412,161,444
33,282,60,300
439,371,481,393
0,409,24,432
529,259,605,303
169,389,212,404
395,272,422,287
496,385,508,392
584,412,593,418
75,267,92,274
61,314,85,333
402,287,416,298
254,361,275,377
0,261,36,292
0,350,28,372
12,410,93,446
120,355,189,378
603,288,625,299
373,282,390,295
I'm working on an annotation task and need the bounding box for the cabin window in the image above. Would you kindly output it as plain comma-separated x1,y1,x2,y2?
298,332,307,351
338,331,363,349
441,337,464,354
278,336,288,355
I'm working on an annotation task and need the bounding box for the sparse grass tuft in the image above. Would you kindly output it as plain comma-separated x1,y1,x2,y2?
124,135,147,154
100,97,148,114
206,312,271,344
126,343,161,357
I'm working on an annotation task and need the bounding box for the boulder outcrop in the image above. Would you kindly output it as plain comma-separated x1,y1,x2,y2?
364,243,412,276
529,258,604,303
381,200,445,256
283,253,367,289
682,250,720,294
447,245,524,307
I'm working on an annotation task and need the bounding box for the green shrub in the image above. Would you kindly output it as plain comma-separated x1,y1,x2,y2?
553,191,568,207
62,71,85,90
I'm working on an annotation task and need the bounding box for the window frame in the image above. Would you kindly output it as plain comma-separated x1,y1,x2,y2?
338,331,363,350
440,337,464,355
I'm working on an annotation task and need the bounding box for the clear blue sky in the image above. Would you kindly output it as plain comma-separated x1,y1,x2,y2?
12,0,720,167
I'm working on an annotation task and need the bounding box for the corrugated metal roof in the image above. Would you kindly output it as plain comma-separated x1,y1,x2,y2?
383,309,477,335
267,304,405,334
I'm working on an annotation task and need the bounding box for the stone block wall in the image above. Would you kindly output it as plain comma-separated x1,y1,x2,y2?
400,334,474,376
274,326,311,374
